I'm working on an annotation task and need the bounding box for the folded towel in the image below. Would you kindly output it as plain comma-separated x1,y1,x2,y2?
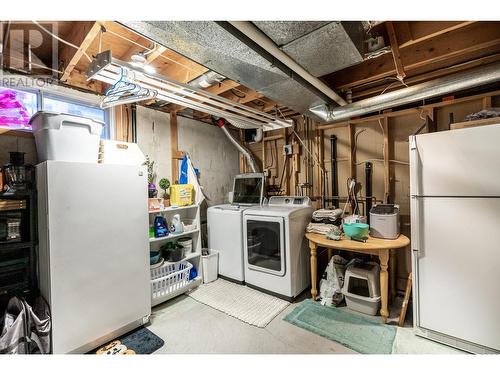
306,223,340,235
312,208,343,221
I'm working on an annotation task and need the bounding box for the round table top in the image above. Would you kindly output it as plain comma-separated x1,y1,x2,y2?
305,232,410,251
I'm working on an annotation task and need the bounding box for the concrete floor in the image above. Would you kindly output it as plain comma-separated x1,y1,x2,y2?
146,288,463,354
148,293,356,354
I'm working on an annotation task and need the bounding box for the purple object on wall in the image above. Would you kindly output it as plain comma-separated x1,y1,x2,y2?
0,89,32,129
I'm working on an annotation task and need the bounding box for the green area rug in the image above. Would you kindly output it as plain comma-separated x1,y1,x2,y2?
284,299,396,354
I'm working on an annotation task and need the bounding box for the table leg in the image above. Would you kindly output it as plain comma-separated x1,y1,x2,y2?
390,249,397,303
379,249,389,323
327,248,333,261
309,241,318,300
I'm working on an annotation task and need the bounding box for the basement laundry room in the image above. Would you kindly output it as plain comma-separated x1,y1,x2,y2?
1,2,499,372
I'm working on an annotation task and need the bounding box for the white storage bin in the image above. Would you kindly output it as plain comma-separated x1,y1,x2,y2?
150,260,193,303
176,237,193,255
98,140,146,165
201,249,218,283
182,219,197,232
30,111,103,163
342,262,381,316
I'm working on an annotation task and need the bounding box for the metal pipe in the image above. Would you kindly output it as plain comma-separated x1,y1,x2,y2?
223,21,347,106
365,162,373,222
330,135,339,208
310,62,500,123
218,123,260,173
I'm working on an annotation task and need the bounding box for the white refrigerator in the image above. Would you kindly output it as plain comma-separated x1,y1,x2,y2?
37,161,151,354
410,124,500,354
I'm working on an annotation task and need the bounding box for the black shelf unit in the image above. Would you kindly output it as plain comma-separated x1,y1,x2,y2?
0,190,38,312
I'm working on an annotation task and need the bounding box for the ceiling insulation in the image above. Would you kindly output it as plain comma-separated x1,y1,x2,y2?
119,21,367,120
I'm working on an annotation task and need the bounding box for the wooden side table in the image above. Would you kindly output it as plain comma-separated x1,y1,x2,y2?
305,232,410,323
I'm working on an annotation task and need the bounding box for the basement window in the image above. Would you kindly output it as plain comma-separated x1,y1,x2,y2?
43,96,110,139
0,87,111,138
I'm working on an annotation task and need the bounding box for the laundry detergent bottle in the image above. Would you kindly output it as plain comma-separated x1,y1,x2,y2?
154,214,169,238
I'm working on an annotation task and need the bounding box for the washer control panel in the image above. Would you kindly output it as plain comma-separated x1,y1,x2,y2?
268,196,311,207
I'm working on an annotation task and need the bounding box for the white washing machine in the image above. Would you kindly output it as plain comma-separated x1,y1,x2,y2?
208,204,252,283
207,173,264,284
243,196,313,301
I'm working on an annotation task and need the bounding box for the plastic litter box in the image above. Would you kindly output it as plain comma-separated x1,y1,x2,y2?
341,262,381,316
30,111,103,163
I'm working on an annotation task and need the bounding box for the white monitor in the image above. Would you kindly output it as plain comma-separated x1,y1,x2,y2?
232,173,264,205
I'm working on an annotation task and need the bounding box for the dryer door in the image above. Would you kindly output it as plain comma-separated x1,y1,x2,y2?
244,215,285,277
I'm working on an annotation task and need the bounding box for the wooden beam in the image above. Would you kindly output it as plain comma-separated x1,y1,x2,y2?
59,22,101,82
323,22,500,90
398,21,476,48
352,53,500,100
167,79,240,112
348,123,356,179
146,46,167,64
170,112,179,183
382,117,390,204
219,85,264,104
386,21,406,80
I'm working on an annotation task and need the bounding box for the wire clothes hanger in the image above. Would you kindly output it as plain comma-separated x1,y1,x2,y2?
100,67,158,109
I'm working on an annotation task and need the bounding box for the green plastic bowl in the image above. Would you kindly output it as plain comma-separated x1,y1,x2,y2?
343,223,369,239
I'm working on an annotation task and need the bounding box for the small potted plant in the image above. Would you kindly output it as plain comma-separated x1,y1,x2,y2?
159,177,171,207
143,155,157,198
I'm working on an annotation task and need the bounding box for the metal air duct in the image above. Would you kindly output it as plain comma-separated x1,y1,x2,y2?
216,119,260,173
310,62,500,123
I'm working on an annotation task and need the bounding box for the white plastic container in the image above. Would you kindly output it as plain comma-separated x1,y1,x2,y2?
201,249,218,283
342,262,381,316
98,140,146,165
30,111,104,163
182,219,197,232
176,237,193,255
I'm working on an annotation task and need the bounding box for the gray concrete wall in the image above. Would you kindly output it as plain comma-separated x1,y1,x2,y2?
135,106,240,207
135,106,172,196
177,116,240,206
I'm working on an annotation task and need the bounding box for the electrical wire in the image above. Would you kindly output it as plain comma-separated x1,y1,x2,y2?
33,21,92,62
6,55,63,74
352,128,366,156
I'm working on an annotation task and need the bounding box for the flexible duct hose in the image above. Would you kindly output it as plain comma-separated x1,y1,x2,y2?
217,122,260,173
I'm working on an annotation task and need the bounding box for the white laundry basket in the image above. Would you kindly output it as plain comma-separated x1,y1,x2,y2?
30,111,104,163
150,260,193,304
341,262,381,316
201,249,219,283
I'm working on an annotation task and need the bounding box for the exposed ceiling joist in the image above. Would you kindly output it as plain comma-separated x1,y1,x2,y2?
59,21,102,82
167,79,240,112
323,21,500,90
397,21,476,48
386,21,406,81
146,45,167,64
220,85,265,104
352,53,500,100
